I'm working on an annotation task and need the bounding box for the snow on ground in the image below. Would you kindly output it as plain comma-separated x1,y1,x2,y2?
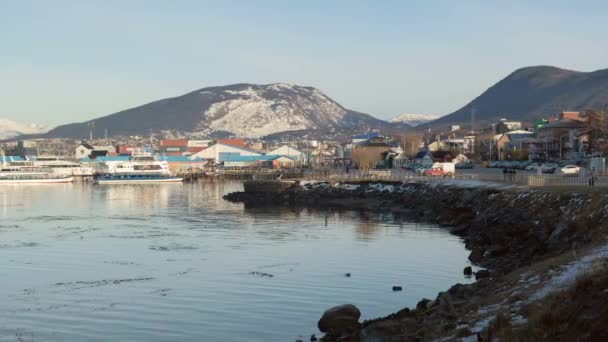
531,244,608,300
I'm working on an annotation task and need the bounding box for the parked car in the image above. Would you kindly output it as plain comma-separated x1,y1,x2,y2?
526,163,541,171
422,168,452,177
560,165,581,175
542,163,559,174
455,162,474,169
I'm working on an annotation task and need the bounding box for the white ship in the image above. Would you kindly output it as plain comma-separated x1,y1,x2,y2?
95,155,183,184
0,153,73,184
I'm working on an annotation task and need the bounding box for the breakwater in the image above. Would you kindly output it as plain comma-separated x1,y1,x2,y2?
224,180,608,340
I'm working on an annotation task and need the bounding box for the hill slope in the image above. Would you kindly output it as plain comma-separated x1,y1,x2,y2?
429,66,608,129
37,83,402,139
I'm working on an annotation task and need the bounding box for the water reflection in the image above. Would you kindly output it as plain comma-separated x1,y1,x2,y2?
0,182,473,342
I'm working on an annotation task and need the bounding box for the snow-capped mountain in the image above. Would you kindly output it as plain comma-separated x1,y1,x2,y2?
0,119,51,140
39,83,398,139
389,113,440,126
197,83,349,138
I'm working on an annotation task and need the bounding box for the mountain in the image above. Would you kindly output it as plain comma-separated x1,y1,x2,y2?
34,83,404,140
0,119,51,140
428,66,608,129
389,114,440,126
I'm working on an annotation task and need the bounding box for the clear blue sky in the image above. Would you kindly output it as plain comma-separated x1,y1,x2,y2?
2,0,607,125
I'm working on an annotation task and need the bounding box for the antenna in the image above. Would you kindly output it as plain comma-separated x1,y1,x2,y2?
88,121,95,142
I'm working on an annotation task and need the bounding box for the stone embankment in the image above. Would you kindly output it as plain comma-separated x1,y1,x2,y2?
224,180,608,341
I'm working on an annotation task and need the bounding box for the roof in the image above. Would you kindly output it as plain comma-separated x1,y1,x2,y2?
430,151,454,158
414,151,431,159
355,139,390,147
78,143,95,150
541,119,585,129
1,155,26,161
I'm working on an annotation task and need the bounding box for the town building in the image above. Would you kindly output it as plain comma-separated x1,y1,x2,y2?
75,144,116,159
189,143,262,163
350,136,392,169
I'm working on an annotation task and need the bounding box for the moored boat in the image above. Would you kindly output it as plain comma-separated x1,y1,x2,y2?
0,152,74,184
93,154,184,184
95,173,183,184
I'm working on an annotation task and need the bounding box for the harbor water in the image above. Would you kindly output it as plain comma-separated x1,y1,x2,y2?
0,182,474,341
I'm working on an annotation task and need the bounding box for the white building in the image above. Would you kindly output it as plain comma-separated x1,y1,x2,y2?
75,144,115,159
267,145,309,165
189,143,261,163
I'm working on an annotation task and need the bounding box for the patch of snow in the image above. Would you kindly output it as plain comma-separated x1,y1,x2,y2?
200,84,347,138
389,113,440,126
531,244,608,300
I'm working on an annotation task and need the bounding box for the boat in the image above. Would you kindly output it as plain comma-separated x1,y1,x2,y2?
32,156,95,177
0,153,74,184
94,155,183,184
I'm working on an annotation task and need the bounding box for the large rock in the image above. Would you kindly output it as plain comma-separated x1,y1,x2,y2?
318,304,361,334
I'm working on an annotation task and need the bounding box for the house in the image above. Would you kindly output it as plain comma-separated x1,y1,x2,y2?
413,151,433,164
75,144,115,159
189,143,262,163
536,119,585,160
496,119,522,133
350,137,392,169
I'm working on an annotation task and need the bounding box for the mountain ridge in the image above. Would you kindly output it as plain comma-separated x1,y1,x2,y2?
426,65,608,129
30,83,403,140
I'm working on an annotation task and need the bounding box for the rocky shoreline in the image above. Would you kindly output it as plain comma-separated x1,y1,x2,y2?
224,180,608,341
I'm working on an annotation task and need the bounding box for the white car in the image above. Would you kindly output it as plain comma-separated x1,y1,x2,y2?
560,165,581,175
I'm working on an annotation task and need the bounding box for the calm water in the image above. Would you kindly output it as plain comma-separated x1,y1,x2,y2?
0,182,473,341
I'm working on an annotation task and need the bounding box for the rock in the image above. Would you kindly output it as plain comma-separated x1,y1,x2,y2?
416,298,431,310
392,286,403,292
360,319,417,340
468,248,484,263
475,270,491,280
317,304,361,334
463,266,473,276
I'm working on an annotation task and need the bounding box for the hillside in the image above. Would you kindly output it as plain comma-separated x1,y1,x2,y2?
428,66,608,129
33,83,404,140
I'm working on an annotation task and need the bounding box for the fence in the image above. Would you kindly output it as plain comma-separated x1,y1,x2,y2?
296,170,608,188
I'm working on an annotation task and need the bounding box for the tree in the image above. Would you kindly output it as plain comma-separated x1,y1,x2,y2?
398,133,423,157
582,109,608,154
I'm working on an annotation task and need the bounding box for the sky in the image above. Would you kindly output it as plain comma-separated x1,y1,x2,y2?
2,0,608,126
